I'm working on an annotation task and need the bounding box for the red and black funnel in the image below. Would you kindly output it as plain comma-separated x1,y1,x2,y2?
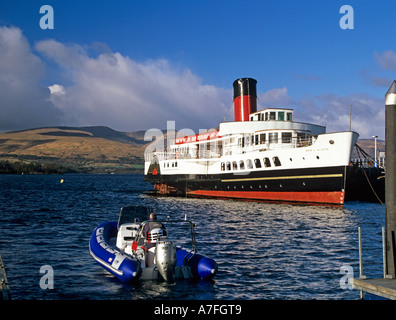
233,78,257,121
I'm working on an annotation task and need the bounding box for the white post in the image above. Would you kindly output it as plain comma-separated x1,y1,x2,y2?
372,135,378,167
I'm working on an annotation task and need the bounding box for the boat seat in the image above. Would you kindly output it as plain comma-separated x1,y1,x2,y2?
116,223,139,250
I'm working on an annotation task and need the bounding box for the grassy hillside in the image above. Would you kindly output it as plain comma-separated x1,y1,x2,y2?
0,126,149,173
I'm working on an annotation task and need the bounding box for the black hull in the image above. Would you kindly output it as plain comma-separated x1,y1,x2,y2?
345,166,385,203
145,165,348,205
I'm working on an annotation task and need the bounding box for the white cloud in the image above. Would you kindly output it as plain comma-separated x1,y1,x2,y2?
258,87,294,108
0,26,63,131
35,39,230,132
376,50,396,72
257,88,384,139
298,93,384,139
48,84,65,96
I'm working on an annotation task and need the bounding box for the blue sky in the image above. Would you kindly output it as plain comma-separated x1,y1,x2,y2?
0,0,395,138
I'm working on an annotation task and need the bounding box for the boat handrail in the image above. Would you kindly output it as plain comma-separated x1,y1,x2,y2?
144,136,317,162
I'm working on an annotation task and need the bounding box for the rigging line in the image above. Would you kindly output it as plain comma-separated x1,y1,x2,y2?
222,99,235,122
354,145,384,204
355,143,378,166
362,168,384,205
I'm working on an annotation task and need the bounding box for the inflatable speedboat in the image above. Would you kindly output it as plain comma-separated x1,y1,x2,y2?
89,205,218,283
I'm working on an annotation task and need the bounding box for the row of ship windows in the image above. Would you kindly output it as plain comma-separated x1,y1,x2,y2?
163,155,320,170
164,161,178,168
221,157,282,171
239,132,293,147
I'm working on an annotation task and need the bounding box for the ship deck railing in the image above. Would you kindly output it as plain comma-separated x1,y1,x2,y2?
144,136,316,162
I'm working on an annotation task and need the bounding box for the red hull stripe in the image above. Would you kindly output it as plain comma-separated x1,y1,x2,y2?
188,190,345,205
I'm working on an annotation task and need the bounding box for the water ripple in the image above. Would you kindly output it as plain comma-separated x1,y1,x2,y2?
0,174,385,300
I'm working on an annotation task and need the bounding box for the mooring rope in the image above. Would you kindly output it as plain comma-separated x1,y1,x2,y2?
354,144,384,205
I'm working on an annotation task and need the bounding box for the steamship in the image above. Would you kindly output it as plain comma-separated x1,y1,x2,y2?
144,78,359,205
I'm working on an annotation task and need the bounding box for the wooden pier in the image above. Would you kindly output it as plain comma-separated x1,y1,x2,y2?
351,278,396,300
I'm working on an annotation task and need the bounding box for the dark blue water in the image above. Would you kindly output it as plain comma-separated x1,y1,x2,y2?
0,174,385,300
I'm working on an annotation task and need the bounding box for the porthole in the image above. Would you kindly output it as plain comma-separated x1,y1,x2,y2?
316,156,320,159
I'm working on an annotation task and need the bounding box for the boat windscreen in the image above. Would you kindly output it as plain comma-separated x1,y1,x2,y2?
117,205,154,228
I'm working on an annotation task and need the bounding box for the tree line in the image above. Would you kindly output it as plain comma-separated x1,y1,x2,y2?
0,160,68,174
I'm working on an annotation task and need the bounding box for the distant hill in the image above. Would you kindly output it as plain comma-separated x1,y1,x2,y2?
353,138,385,160
0,126,150,173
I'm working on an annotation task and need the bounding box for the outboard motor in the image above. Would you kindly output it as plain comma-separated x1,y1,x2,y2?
155,240,176,283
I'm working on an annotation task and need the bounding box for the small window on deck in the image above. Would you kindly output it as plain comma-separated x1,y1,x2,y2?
239,160,245,170
273,156,281,167
263,157,271,168
269,132,278,144
282,132,292,143
254,158,262,168
226,162,231,170
260,133,266,144
232,161,238,170
246,159,253,169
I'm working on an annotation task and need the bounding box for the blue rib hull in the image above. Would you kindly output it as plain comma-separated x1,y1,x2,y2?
89,221,217,283
89,221,142,283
